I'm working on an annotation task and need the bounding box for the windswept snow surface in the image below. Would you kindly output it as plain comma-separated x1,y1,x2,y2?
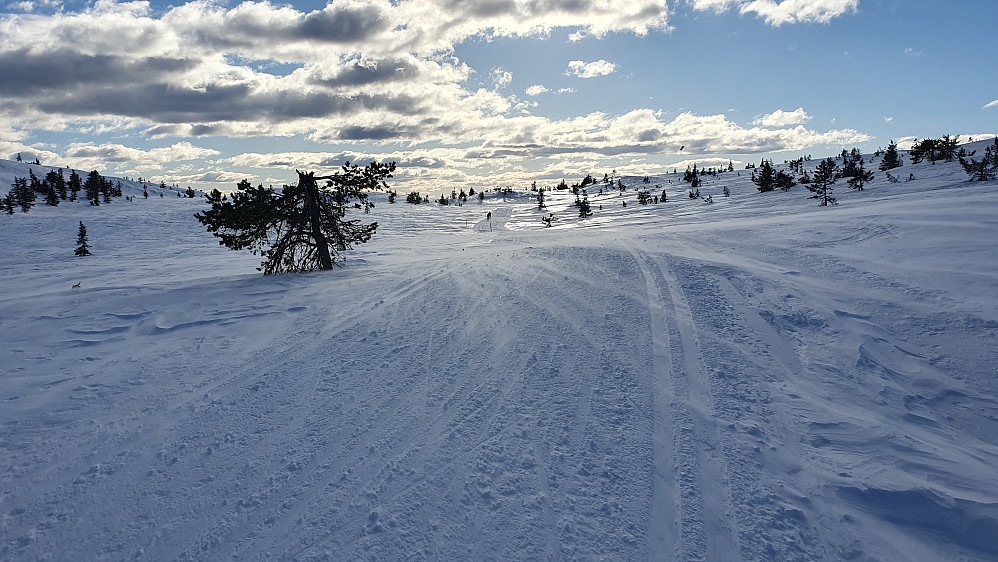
2,150,998,561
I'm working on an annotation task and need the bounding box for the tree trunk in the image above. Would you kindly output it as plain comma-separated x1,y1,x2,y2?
299,171,333,270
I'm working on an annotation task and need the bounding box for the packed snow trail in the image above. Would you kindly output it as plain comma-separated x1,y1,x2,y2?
2,153,998,560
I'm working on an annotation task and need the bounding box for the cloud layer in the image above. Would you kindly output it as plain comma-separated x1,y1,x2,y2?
691,0,859,26
1,0,868,189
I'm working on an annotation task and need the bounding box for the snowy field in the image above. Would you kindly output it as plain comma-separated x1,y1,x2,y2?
2,147,998,561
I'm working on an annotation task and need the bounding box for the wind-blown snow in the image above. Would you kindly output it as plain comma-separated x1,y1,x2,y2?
1,147,997,561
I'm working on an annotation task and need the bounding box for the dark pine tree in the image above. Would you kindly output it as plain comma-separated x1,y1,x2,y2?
959,137,998,181
196,162,395,275
937,135,960,162
84,170,103,206
753,160,777,192
879,139,903,171
44,184,60,206
8,177,35,212
45,169,67,200
908,138,939,164
75,221,92,256
28,169,44,196
101,177,113,203
847,159,875,190
68,170,82,201
810,157,838,206
775,170,796,191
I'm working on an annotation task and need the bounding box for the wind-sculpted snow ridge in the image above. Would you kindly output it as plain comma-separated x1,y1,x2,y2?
1,152,998,560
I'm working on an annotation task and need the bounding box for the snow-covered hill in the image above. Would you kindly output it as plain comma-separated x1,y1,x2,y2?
2,147,997,561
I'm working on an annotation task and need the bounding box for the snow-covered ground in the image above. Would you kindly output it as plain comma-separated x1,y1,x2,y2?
2,147,997,561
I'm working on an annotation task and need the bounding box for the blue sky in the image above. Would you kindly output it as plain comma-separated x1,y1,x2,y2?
1,0,995,192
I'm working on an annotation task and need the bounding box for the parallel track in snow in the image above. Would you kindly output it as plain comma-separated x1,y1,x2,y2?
628,246,741,561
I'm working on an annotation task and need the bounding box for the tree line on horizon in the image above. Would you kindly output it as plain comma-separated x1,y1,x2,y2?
7,134,997,274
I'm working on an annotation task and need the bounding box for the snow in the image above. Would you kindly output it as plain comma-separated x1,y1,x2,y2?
2,147,998,561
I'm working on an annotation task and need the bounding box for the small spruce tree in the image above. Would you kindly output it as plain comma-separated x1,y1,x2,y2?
879,140,903,171
44,184,60,206
959,137,998,181
75,221,92,256
810,158,838,206
8,177,35,212
68,170,82,201
847,159,874,190
84,170,102,206
753,160,777,192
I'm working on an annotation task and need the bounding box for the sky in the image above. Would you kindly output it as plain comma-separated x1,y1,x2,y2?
1,0,996,193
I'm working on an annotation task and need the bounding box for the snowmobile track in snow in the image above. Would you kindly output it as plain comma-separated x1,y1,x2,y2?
628,246,742,562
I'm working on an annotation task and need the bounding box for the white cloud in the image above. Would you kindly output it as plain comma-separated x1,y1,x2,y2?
490,67,513,90
558,88,576,94
692,0,858,26
216,110,869,192
752,108,811,127
566,60,617,78
984,100,998,109
62,141,220,170
884,116,893,122
525,84,549,96
0,0,657,149
690,0,742,13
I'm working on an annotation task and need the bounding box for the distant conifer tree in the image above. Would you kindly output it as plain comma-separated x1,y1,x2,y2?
75,221,92,256
84,171,103,206
848,160,875,190
44,184,60,206
753,160,777,192
68,170,82,201
28,169,44,195
8,177,34,212
908,138,938,164
959,137,998,181
775,170,796,191
810,158,838,205
879,140,903,171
